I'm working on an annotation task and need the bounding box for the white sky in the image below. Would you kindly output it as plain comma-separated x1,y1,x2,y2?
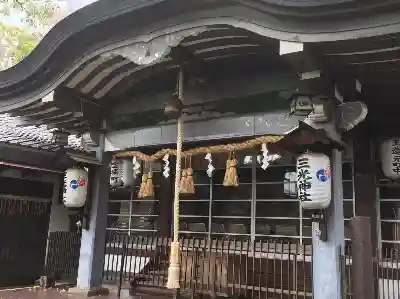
2,0,99,29
3,8,24,27
66,0,98,13
0,0,99,70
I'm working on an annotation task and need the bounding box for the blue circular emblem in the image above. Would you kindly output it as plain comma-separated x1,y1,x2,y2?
316,169,329,182
70,180,78,190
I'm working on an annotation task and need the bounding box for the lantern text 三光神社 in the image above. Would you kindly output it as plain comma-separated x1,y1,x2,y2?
297,157,312,202
392,139,400,175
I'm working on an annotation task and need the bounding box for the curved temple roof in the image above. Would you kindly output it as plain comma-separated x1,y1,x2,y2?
1,0,400,133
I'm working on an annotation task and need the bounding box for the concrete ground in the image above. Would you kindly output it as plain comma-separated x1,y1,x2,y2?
0,287,136,299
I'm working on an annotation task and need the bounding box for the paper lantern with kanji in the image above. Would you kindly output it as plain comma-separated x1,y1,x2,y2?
380,138,400,179
120,158,134,187
110,158,122,188
63,168,89,208
297,152,331,210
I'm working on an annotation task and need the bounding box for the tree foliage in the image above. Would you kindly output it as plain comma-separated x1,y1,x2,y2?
0,0,60,69
1,0,59,28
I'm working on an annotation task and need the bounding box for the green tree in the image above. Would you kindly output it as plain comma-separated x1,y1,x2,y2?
0,0,60,69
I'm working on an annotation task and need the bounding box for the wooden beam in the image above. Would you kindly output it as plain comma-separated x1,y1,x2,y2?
14,113,89,133
0,142,56,156
55,87,104,112
47,120,89,132
54,87,104,129
103,111,305,152
169,45,208,77
109,45,209,101
334,75,362,103
363,86,400,104
106,60,178,100
324,48,400,66
343,60,400,74
13,113,78,127
0,142,71,170
111,69,301,116
317,34,400,57
8,102,56,117
279,41,336,96
14,108,69,121
358,71,400,85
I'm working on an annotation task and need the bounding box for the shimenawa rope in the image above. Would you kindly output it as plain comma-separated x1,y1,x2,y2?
166,67,184,289
114,135,282,161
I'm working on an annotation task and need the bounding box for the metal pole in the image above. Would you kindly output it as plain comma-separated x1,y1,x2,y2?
350,216,375,299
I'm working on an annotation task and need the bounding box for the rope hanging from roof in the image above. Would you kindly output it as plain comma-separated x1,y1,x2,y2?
166,67,184,290
113,135,282,161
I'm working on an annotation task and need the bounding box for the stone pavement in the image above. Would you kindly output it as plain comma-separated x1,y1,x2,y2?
0,287,136,299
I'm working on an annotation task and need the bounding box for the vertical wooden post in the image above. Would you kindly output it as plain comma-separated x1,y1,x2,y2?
352,126,379,297
350,216,375,299
156,161,173,237
353,130,378,249
69,133,110,297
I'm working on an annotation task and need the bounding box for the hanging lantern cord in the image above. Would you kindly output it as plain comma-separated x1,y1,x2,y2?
166,67,184,290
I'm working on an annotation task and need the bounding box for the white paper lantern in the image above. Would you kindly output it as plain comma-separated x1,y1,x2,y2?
297,152,331,210
120,158,134,187
380,138,400,179
110,158,122,188
63,168,89,208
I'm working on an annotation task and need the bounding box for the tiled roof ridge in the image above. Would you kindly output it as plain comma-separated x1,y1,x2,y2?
0,114,83,151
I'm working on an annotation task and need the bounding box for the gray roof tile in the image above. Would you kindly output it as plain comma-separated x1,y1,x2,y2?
0,114,83,151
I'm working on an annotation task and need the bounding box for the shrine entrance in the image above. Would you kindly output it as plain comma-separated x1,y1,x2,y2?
0,199,51,287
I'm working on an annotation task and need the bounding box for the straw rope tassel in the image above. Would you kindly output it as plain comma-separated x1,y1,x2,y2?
166,67,184,290
186,167,195,194
223,153,239,187
144,171,154,197
180,168,188,194
138,173,147,198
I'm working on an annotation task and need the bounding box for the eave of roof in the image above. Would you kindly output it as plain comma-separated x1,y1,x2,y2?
1,0,400,113
3,25,293,132
0,114,82,151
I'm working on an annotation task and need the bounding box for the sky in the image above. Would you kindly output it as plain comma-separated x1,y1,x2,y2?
0,0,99,70
66,0,98,13
3,0,98,29
2,8,25,27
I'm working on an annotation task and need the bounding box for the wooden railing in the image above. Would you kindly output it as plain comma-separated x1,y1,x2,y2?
103,233,312,298
342,246,400,299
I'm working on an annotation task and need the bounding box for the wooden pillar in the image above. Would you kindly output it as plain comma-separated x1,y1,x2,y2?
350,217,375,299
156,167,173,237
353,129,378,250
69,135,110,297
